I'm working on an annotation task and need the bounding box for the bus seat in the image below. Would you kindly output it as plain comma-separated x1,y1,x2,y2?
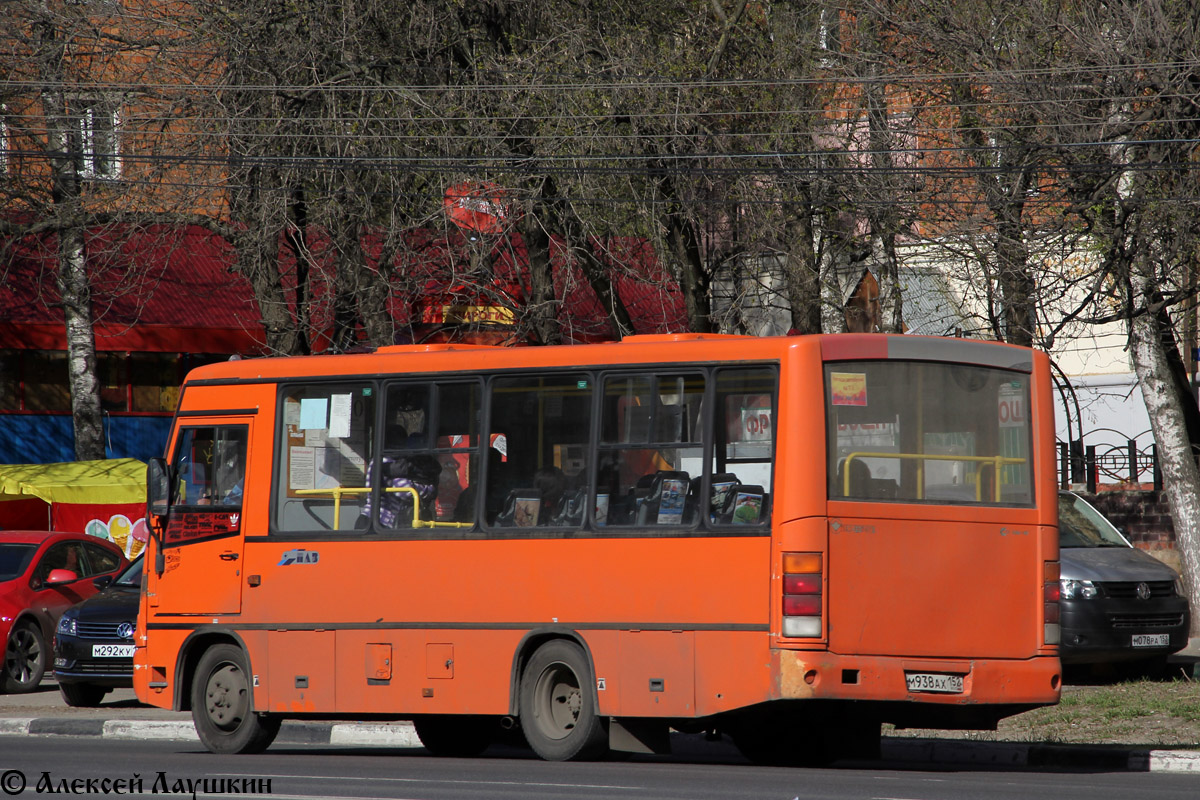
635,470,691,525
705,473,741,522
494,488,543,528
718,484,767,525
631,472,658,505
548,488,587,527
869,478,899,499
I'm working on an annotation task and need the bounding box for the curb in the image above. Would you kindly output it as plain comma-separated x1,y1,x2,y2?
2,718,1198,772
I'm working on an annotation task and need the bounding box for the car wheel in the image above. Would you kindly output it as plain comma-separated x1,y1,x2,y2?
413,715,495,757
2,622,46,694
518,639,608,761
190,643,280,754
59,682,110,707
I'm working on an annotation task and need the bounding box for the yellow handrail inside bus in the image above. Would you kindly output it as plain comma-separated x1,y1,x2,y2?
293,485,473,530
842,451,1027,501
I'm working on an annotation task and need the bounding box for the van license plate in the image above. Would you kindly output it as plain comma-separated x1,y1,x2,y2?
905,672,964,693
1132,634,1169,648
92,644,135,658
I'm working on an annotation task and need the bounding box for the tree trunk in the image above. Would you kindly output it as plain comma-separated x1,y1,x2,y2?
57,226,105,461
520,213,562,346
665,214,712,334
1130,278,1200,636
783,203,822,335
237,226,304,356
36,4,104,461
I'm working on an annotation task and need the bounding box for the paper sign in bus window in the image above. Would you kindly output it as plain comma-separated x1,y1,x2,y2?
830,373,868,406
329,394,353,438
300,398,329,429
289,446,316,490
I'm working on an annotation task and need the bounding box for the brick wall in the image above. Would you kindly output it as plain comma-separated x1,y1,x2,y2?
1078,490,1182,573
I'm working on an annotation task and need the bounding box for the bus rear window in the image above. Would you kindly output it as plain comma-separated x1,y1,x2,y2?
826,361,1032,506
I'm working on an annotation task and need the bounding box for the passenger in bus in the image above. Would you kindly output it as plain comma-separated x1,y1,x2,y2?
836,457,871,497
533,466,567,524
454,448,506,524
361,454,441,527
358,422,441,527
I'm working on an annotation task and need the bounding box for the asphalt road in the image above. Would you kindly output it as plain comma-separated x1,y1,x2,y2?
4,735,1200,800
5,678,1200,777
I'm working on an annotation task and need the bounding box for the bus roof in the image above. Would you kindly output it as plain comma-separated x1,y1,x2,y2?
181,333,1035,386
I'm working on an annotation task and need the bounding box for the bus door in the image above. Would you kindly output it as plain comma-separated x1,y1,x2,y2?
148,419,251,616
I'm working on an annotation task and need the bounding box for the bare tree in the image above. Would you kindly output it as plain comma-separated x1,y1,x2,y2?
2,1,214,459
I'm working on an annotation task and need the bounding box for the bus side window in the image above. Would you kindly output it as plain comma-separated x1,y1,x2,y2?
712,367,775,526
363,381,480,531
173,426,249,508
485,374,591,531
274,384,375,533
597,372,705,528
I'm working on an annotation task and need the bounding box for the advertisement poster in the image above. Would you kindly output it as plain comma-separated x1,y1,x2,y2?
830,372,868,406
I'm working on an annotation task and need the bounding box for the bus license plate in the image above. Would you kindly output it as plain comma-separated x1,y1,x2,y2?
1132,634,1169,648
905,672,964,694
92,644,135,658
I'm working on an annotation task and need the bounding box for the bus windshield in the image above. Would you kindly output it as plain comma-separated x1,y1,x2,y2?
826,360,1033,505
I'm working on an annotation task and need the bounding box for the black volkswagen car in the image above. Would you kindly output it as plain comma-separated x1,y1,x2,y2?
53,556,142,706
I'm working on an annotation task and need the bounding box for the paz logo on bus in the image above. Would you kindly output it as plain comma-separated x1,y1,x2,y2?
279,549,320,566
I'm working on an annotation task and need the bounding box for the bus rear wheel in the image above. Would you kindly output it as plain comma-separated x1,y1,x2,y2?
518,640,608,761
191,643,280,754
413,715,494,757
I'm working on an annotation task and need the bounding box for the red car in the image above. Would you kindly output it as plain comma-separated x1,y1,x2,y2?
1,531,128,694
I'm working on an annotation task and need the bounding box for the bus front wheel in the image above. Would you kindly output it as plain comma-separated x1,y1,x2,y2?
518,640,608,761
191,643,280,754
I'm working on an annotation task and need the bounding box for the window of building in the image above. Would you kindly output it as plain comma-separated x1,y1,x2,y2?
1,107,7,176
98,351,127,412
69,99,120,180
23,351,71,412
0,350,229,413
131,353,181,412
0,351,18,410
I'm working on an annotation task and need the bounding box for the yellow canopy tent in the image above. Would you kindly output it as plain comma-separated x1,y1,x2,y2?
0,458,148,558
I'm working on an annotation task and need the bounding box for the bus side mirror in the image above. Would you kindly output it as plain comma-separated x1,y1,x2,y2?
147,457,172,517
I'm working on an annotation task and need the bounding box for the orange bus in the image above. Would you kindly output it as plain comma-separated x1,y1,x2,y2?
134,333,1061,765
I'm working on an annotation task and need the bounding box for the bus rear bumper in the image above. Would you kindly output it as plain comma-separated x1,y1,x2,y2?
776,650,1061,721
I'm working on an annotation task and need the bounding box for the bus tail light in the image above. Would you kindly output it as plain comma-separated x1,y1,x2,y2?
1044,561,1061,645
782,552,822,638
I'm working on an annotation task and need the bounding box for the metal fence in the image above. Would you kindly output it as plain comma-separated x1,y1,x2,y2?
1057,430,1161,491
